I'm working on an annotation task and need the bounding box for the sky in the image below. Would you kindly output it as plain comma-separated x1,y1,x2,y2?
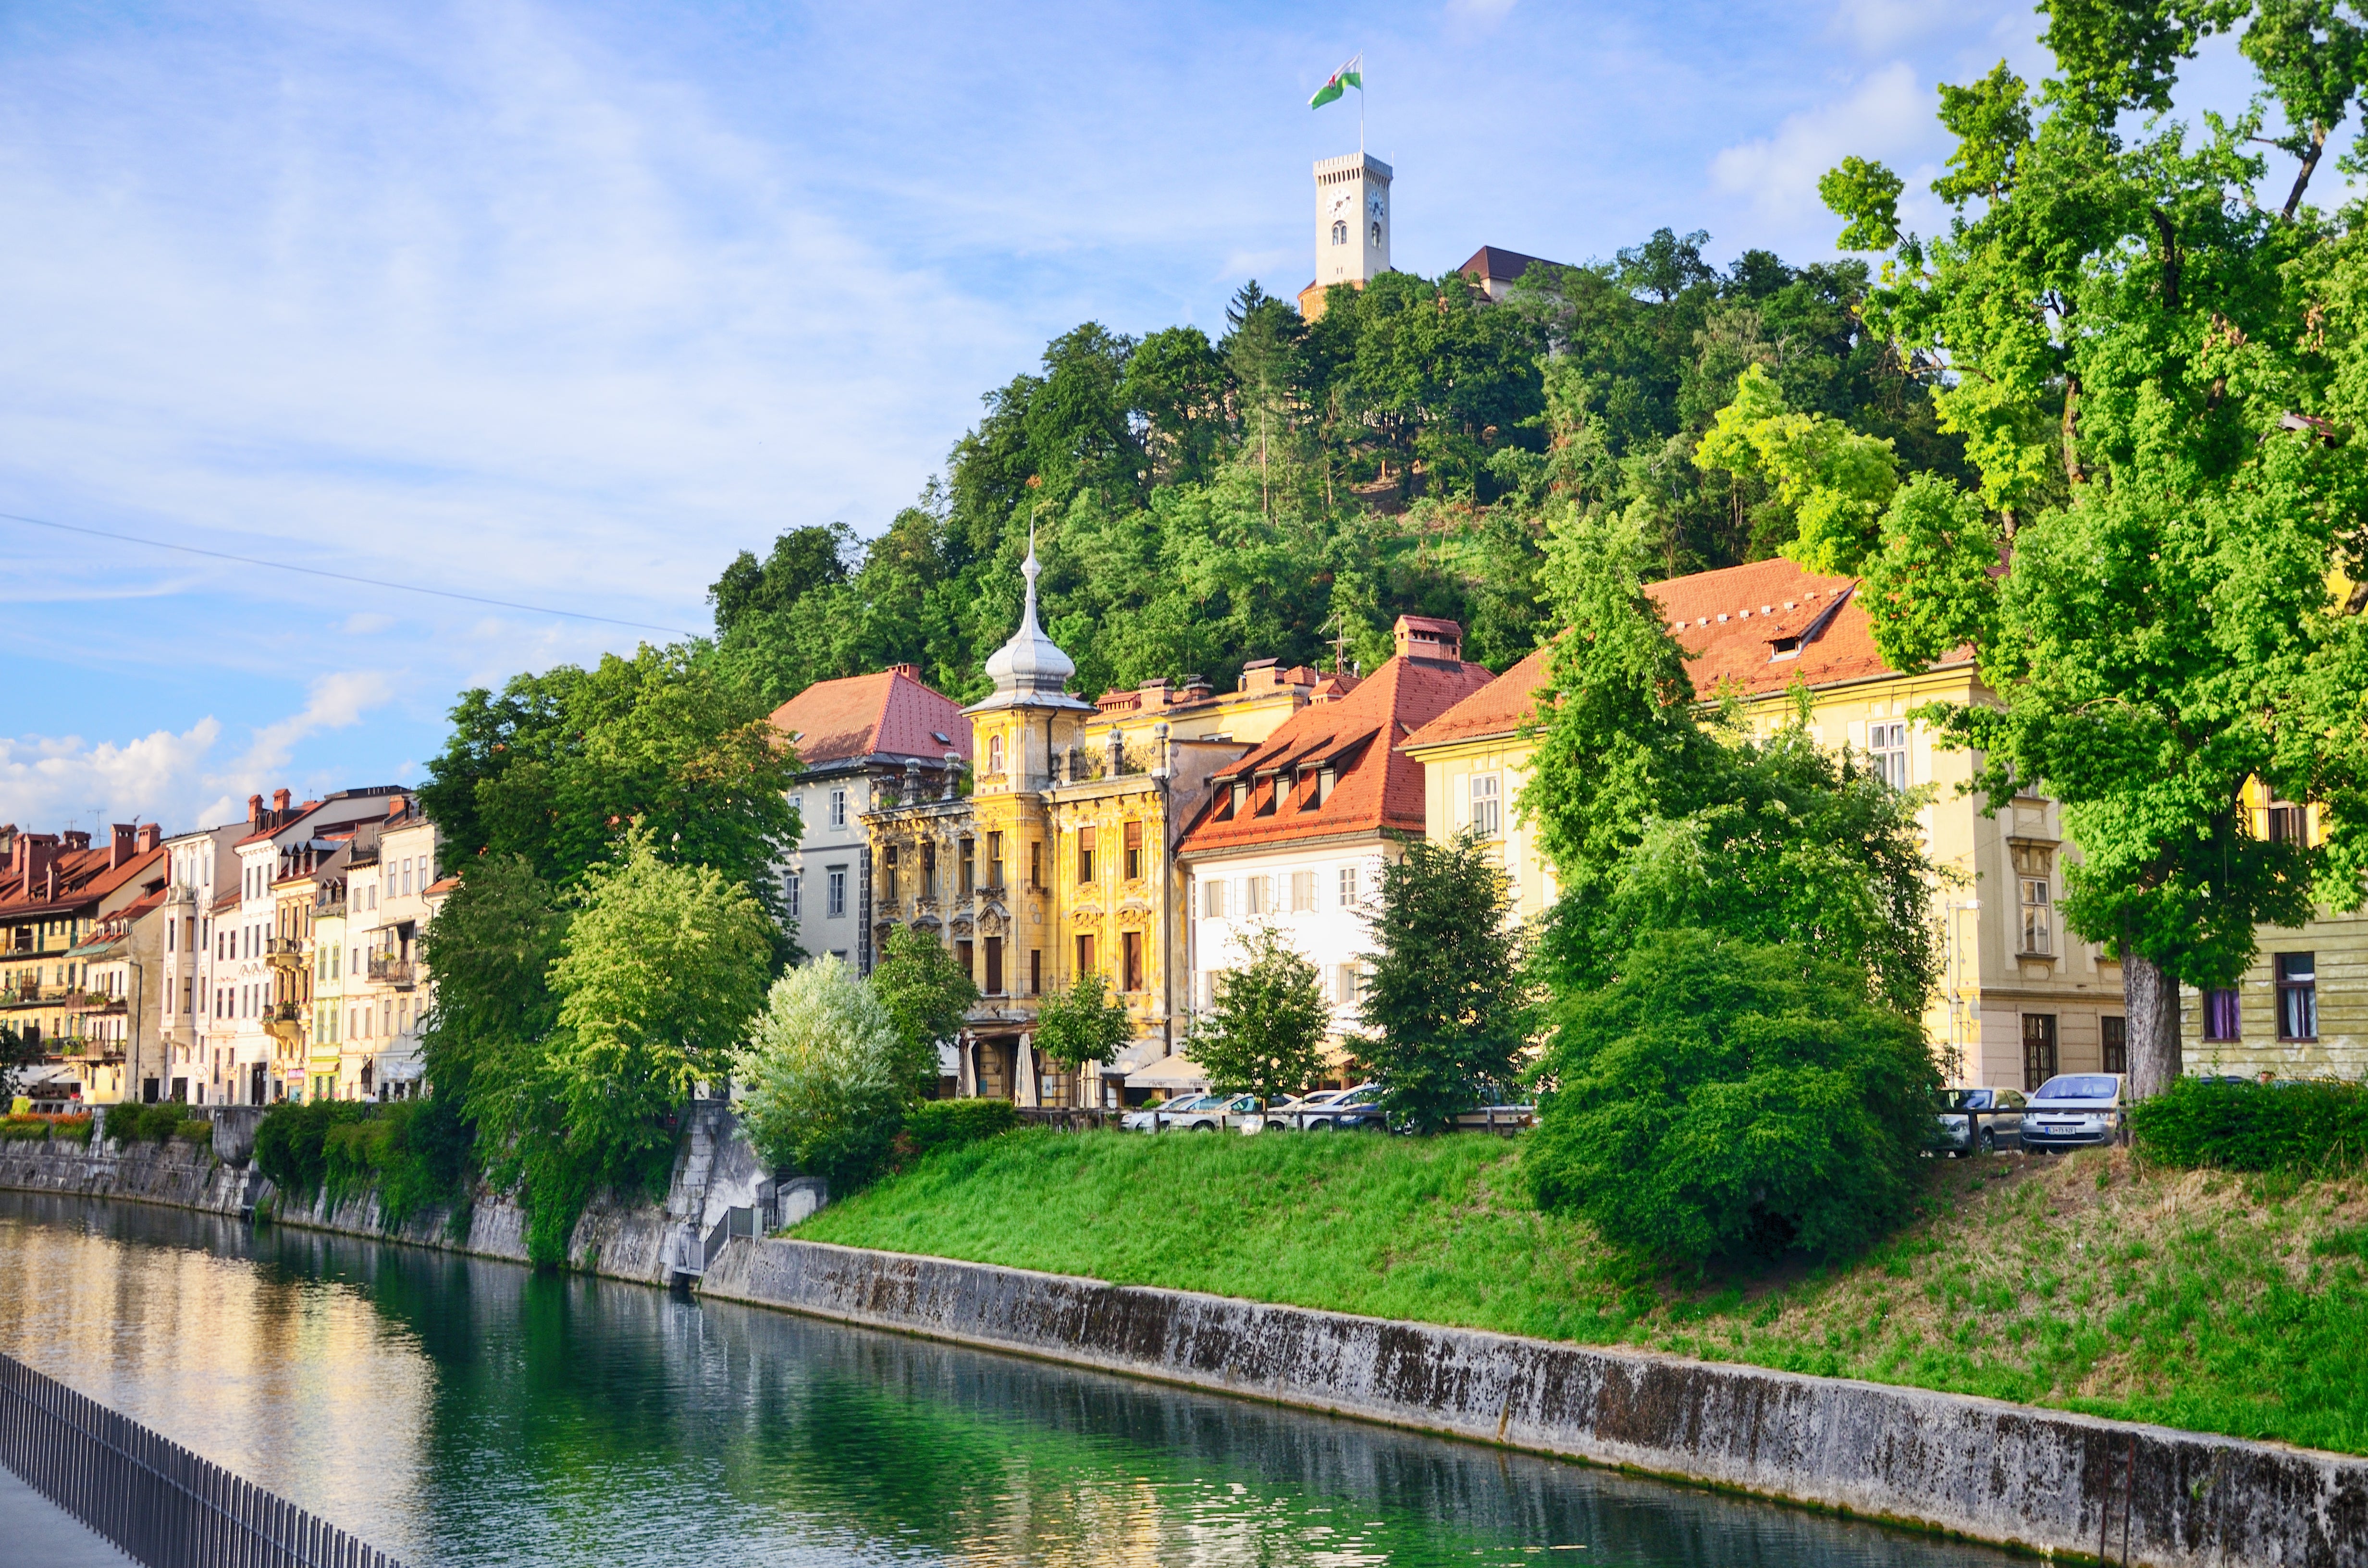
0,0,2298,838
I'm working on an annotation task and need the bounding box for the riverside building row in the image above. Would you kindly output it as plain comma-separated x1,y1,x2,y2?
802,547,2359,1107
0,787,448,1108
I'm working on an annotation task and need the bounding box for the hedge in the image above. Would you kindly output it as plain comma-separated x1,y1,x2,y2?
895,1098,1018,1163
258,1097,471,1230
2130,1075,2368,1175
103,1103,207,1143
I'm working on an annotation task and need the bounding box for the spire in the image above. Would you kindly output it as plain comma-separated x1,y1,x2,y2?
1019,523,1043,635
971,520,1091,712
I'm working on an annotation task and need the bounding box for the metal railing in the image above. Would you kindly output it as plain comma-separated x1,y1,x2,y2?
365,956,413,989
0,1350,405,1568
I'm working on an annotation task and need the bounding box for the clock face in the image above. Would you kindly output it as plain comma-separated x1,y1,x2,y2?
1368,195,1385,220
1331,190,1352,214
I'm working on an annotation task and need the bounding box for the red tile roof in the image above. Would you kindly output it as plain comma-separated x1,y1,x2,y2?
768,667,973,768
1179,651,1494,856
1403,556,1969,752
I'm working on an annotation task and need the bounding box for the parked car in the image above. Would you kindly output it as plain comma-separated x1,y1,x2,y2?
1290,1083,1386,1132
1267,1089,1346,1129
1452,1102,1536,1134
2020,1073,2127,1151
1934,1087,2024,1155
1157,1092,1264,1133
1122,1093,1212,1132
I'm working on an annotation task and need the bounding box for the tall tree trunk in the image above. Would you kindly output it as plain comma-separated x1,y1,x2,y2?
2122,945,2182,1099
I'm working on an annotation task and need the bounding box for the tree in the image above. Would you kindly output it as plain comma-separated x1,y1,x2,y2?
1819,5,2368,1095
867,925,979,1100
1033,971,1130,1077
0,1024,38,1105
418,853,567,1114
1357,830,1529,1132
734,955,908,1188
1192,926,1330,1100
1523,929,1941,1268
542,828,774,1205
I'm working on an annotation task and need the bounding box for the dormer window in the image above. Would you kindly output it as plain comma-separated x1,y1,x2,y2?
1770,637,1801,660
1230,781,1248,818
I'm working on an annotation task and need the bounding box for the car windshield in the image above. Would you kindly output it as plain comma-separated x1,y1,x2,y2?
2033,1075,2119,1102
1939,1089,1993,1110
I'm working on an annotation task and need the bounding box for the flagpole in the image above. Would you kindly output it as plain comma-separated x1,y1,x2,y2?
1358,53,1366,156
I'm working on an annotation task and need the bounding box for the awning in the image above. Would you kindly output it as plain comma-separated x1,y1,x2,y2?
378,1056,426,1082
1122,1054,1208,1090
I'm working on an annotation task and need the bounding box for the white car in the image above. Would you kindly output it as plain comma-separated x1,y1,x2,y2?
1266,1089,1346,1129
1161,1093,1265,1133
1121,1093,1209,1132
2021,1073,2126,1151
1290,1083,1386,1131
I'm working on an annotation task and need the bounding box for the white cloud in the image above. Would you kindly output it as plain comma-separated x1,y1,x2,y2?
1709,61,1932,229
0,720,224,833
230,672,397,784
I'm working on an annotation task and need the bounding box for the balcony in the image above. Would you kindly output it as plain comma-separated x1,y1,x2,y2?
265,936,305,968
368,956,416,991
264,1001,305,1041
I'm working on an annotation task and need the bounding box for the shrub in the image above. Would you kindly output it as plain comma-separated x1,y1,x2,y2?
895,1098,1016,1163
0,1117,49,1141
735,956,909,1190
1523,929,1942,1268
316,1098,473,1228
169,1117,212,1141
50,1115,92,1143
252,1100,371,1197
104,1103,170,1142
2130,1076,2368,1175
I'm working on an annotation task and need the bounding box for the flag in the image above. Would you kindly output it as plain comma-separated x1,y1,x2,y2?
1310,56,1362,110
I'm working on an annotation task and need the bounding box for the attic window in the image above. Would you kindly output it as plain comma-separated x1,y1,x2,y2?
1770,637,1801,661
931,731,952,746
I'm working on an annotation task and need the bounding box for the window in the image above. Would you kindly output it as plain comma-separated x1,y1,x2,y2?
2268,803,2306,844
830,789,847,829
1122,930,1144,992
1029,841,1042,889
1244,875,1270,916
1228,781,1248,818
987,832,1004,889
882,847,898,904
2021,1014,2059,1091
957,939,974,980
1470,774,1501,837
1331,219,1347,245
1337,866,1360,907
1201,880,1225,918
985,937,1004,995
923,841,937,899
987,733,1004,774
1029,948,1042,996
785,873,802,923
959,839,975,896
1075,933,1096,977
1077,828,1096,884
402,858,414,896
1123,821,1144,881
2101,1015,2128,1074
1369,220,1381,247
1332,964,1359,1006
1869,721,1909,788
2203,988,2240,1041
2278,953,2318,1040
826,867,847,919
2018,876,2052,955
1290,871,1317,912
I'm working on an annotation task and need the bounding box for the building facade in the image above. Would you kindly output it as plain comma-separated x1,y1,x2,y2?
770,664,972,973
0,823,167,1104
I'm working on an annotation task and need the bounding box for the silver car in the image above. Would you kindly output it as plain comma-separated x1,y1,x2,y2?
1122,1093,1212,1132
1161,1092,1264,1133
1267,1089,1346,1130
1935,1087,2024,1155
2021,1073,2126,1151
1293,1083,1386,1131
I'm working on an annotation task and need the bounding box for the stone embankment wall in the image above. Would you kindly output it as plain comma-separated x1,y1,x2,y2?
699,1237,2368,1568
0,1100,783,1288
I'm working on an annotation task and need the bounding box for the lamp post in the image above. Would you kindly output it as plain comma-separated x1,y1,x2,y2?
1947,899,1981,1084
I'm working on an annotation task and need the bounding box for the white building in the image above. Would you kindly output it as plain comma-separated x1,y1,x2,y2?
1297,151,1393,318
1176,616,1493,1085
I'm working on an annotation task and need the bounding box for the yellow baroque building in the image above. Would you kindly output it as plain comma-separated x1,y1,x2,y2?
861,536,1329,1105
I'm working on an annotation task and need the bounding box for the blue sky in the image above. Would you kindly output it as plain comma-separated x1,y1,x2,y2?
0,0,2282,835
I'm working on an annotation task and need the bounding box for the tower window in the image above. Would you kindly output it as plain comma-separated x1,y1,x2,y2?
1370,220,1381,247
1331,220,1347,245
987,734,1004,774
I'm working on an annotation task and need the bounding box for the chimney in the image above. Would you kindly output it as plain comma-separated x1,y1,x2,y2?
1239,657,1280,693
136,823,161,854
111,824,135,869
272,787,292,815
888,662,921,680
62,830,91,852
1137,677,1171,712
1392,615,1464,662
248,794,265,826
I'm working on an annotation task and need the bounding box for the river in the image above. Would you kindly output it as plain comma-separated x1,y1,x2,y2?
0,1193,2024,1567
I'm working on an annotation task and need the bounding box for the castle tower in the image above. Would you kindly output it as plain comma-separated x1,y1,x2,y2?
1298,152,1393,320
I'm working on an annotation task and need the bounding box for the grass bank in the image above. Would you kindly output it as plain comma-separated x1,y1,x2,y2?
797,1128,2368,1456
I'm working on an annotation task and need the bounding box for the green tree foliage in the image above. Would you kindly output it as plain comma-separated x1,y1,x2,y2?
418,644,801,937
418,854,567,1112
867,925,979,1099
703,238,1968,711
1191,926,1330,1100
1523,930,1942,1268
1821,4,2368,1093
0,1024,37,1104
1520,511,1944,1018
734,955,909,1188
1032,970,1130,1074
1357,830,1529,1132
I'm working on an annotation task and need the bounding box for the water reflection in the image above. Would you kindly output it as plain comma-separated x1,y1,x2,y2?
0,1194,2016,1568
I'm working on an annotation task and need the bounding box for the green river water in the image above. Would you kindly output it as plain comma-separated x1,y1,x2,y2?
0,1192,2026,1567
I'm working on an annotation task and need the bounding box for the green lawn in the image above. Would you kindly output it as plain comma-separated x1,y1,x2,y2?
796,1127,2368,1456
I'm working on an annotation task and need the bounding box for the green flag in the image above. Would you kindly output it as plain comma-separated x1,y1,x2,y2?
1310,56,1362,110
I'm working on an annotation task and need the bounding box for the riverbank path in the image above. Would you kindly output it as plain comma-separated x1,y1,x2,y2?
0,1464,138,1567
